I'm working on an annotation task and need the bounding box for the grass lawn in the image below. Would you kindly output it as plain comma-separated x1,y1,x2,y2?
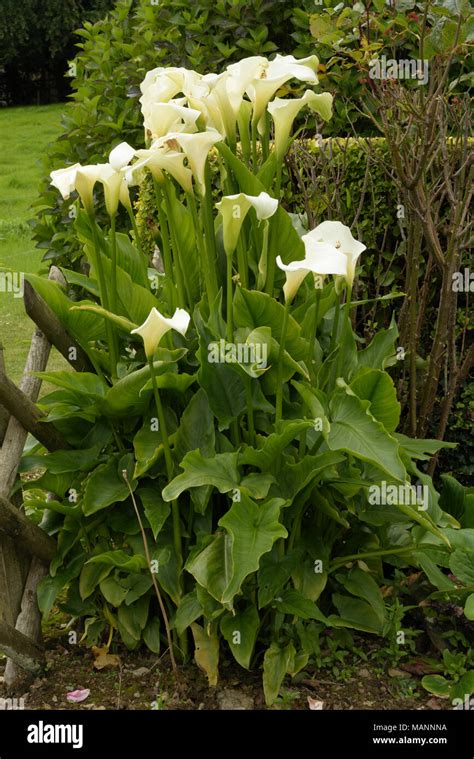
0,104,66,384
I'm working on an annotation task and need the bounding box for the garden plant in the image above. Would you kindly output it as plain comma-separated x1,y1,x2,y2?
16,51,473,706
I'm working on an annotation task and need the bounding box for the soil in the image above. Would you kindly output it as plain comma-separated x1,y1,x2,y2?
0,631,451,711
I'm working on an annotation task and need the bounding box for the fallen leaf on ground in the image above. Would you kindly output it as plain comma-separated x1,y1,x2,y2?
92,646,121,670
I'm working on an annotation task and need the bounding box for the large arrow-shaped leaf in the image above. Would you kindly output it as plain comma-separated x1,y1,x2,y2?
326,391,405,482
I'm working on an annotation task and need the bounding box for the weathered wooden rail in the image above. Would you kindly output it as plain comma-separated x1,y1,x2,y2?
0,267,77,689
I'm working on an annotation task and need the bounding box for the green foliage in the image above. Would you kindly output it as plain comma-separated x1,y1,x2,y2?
0,0,114,105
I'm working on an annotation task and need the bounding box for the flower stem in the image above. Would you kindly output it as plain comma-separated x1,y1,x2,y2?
308,286,321,383
127,206,144,257
153,182,174,288
329,290,342,357
258,220,270,290
110,214,118,315
226,253,233,343
187,190,215,306
122,469,179,673
335,284,352,381
90,213,118,379
147,358,182,569
245,376,255,446
251,120,258,170
162,184,188,309
275,303,289,423
202,165,219,303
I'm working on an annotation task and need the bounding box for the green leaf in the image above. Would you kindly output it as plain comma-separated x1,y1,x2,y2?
239,420,314,470
275,589,329,623
439,474,466,521
263,641,294,706
23,445,103,475
277,451,345,500
37,556,83,617
340,567,386,624
395,434,456,461
450,549,474,585
86,550,148,573
103,358,184,416
186,532,232,606
79,562,113,600
463,594,474,621
174,590,203,636
218,494,287,606
70,303,137,333
143,617,161,654
258,549,302,608
99,575,128,607
221,606,260,669
82,457,131,516
25,274,106,343
331,594,384,634
118,596,149,640
292,559,328,603
195,308,246,429
421,675,451,698
162,451,240,501
350,368,400,432
358,316,398,370
415,552,455,591
138,487,170,540
174,388,215,462
326,391,405,481
233,288,306,360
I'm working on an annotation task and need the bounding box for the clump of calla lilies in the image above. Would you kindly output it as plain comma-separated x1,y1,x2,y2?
44,53,438,701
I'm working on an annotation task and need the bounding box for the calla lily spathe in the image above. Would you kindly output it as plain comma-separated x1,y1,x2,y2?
268,90,333,160
216,191,278,256
228,54,319,132
131,307,191,359
50,142,137,216
277,233,348,303
155,128,224,195
309,221,366,287
50,163,82,199
144,99,202,140
130,145,194,194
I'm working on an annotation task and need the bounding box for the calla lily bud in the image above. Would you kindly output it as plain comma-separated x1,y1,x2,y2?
216,191,278,256
268,90,333,160
131,307,190,359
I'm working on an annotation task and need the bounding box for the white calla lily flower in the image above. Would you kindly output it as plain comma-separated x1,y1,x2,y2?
277,232,348,303
108,142,136,172
155,128,224,195
74,164,107,215
309,221,366,287
268,90,333,160
51,142,137,216
131,307,191,359
216,191,278,256
244,53,319,130
130,145,194,194
50,163,82,199
145,100,202,139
